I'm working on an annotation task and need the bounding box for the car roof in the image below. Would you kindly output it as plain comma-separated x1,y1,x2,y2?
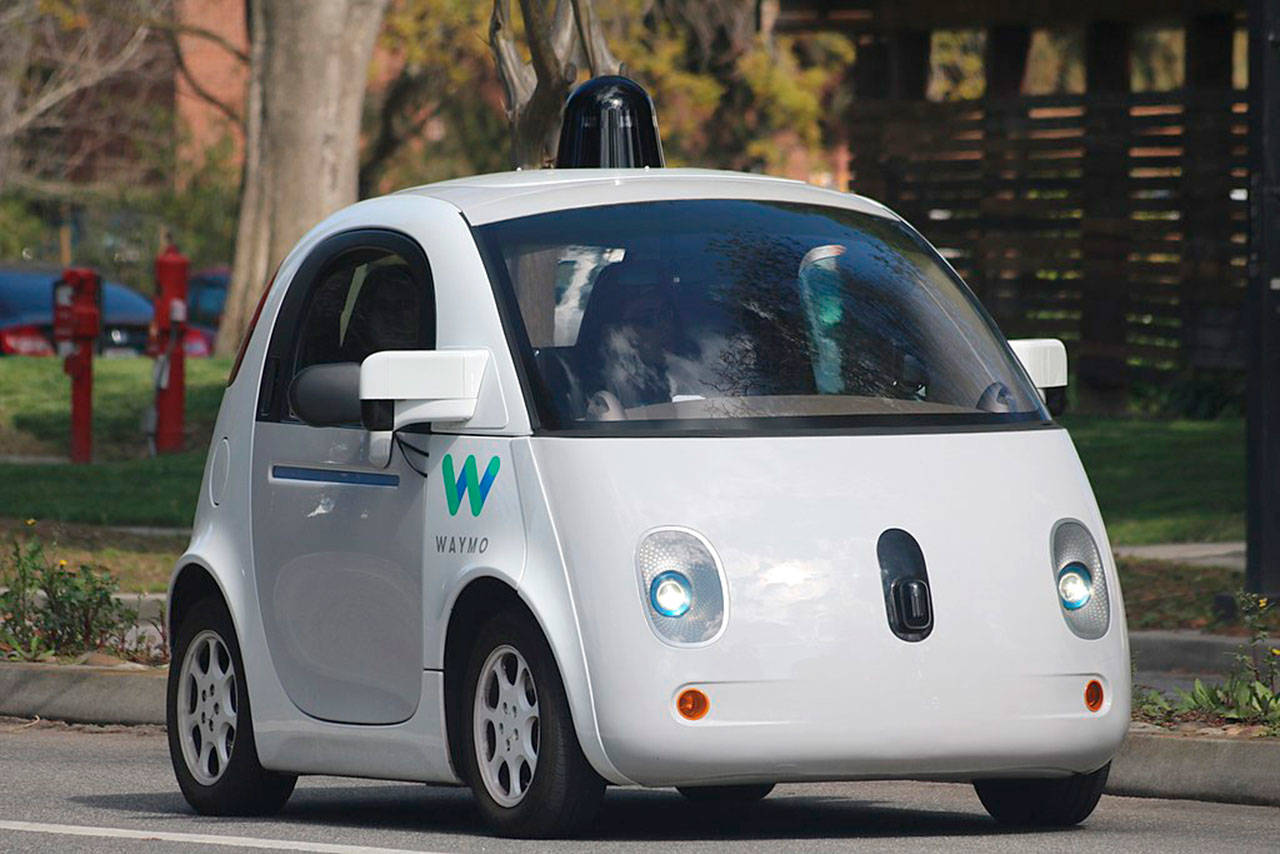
395,168,899,226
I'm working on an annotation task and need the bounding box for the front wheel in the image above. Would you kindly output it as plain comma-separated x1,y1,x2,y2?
974,763,1110,827
166,596,296,816
460,609,604,838
678,783,775,803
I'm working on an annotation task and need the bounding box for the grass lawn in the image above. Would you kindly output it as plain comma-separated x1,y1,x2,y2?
0,356,230,460
0,357,227,527
1060,415,1245,546
0,517,186,593
1117,556,1276,634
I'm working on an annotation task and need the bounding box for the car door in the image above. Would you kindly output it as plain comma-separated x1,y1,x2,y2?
250,229,433,725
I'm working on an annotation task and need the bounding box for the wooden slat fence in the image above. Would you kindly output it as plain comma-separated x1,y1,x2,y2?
848,89,1249,394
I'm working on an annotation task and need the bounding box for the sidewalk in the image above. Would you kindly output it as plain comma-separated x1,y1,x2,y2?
1114,541,1246,572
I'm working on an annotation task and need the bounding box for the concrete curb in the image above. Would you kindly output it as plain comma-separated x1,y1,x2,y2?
115,592,166,624
1107,731,1280,807
0,662,166,726
2,663,1277,806
0,592,166,624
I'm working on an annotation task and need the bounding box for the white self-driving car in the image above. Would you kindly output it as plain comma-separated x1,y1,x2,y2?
167,167,1129,837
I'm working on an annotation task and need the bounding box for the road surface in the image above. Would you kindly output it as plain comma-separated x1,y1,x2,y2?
1,718,1276,853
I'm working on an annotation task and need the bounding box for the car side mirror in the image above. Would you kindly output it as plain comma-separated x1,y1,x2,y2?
1009,338,1068,416
360,349,490,430
289,362,362,426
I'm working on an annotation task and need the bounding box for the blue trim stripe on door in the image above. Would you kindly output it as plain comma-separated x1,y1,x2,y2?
271,465,400,488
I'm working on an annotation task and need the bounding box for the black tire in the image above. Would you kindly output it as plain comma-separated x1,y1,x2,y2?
974,763,1110,827
459,609,605,838
678,783,775,803
167,596,296,816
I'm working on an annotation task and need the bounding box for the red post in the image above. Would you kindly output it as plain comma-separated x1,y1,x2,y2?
152,245,189,454
52,269,101,464
67,350,92,464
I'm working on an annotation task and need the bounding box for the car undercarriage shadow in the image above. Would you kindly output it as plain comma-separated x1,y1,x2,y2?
73,782,1072,843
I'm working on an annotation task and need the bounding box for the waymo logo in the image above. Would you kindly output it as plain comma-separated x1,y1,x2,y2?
442,454,500,517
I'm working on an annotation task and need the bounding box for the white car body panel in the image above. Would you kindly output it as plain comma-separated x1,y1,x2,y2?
171,168,1128,790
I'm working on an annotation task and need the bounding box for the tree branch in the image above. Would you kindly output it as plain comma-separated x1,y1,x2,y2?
358,66,432,195
490,0,535,117
142,17,249,64
569,0,620,76
518,0,569,89
0,24,151,141
549,0,577,69
165,29,242,127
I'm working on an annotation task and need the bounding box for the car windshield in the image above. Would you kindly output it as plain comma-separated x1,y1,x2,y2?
477,199,1047,432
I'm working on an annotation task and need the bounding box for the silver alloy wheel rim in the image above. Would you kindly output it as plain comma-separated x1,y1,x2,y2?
473,644,540,807
177,629,237,785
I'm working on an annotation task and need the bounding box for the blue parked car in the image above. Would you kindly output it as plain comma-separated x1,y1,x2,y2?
0,267,154,357
186,267,229,356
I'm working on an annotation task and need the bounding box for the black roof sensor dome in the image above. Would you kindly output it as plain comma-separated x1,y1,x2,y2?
556,75,665,169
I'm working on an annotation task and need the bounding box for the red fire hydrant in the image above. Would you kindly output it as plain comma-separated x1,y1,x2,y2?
150,245,189,455
52,269,101,464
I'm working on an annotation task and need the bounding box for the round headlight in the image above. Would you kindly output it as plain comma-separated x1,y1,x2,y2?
650,571,692,617
1057,563,1093,611
636,528,726,644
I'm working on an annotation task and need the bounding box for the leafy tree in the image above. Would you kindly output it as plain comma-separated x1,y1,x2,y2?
362,0,855,188
608,0,853,173
360,0,508,195
927,30,986,101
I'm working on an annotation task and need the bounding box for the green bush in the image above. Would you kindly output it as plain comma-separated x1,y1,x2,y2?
0,531,135,660
1129,369,1246,420
0,195,47,259
1139,594,1280,733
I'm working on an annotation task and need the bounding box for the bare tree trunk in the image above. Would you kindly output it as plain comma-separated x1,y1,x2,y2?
490,0,621,169
217,0,388,356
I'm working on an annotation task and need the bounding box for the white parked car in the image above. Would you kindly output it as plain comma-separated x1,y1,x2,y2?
167,168,1128,838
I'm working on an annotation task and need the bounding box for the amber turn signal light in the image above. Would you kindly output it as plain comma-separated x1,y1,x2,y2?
677,688,710,720
1084,680,1104,712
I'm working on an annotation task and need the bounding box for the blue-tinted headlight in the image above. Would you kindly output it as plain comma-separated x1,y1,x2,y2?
1057,563,1093,611
649,570,692,617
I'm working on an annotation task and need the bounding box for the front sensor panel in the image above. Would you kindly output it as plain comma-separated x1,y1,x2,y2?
877,528,934,642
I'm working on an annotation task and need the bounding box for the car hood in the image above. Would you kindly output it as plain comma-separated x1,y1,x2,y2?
532,425,1119,674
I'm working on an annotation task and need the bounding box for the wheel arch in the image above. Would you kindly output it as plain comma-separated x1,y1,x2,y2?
442,575,531,779
168,560,232,652
440,571,630,785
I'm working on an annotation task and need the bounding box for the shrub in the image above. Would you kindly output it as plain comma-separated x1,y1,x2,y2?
0,530,147,661
1139,594,1280,733
1130,369,1246,420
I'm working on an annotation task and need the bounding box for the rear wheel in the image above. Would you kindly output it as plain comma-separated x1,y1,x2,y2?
974,763,1110,827
167,596,296,816
678,783,775,803
459,609,604,838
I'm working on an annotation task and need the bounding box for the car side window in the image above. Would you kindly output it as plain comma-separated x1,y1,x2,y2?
294,250,426,375
257,231,435,423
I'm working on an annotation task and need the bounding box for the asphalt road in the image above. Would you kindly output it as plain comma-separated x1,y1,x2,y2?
1,718,1276,854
